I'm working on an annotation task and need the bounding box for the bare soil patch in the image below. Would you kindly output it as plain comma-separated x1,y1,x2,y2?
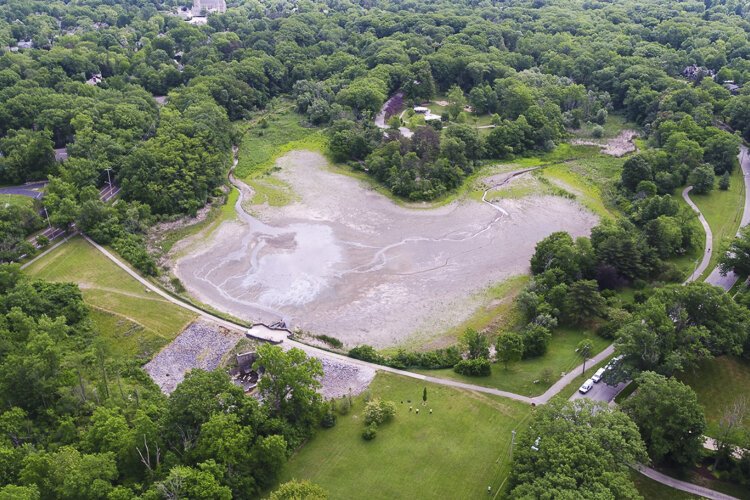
571,129,639,157
174,151,597,348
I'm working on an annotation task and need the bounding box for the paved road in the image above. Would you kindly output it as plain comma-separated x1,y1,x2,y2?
569,378,628,403
683,185,713,283
705,144,750,290
633,465,739,500
0,181,47,199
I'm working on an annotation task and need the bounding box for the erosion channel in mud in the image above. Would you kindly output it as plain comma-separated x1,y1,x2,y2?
174,151,598,348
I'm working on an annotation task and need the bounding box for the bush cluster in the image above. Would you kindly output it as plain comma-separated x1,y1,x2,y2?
453,358,491,377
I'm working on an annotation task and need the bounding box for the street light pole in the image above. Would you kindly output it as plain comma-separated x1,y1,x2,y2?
510,430,516,461
105,167,113,189
43,206,51,228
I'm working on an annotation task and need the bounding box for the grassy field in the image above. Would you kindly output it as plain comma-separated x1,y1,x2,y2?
679,356,750,442
416,327,610,397
690,167,745,279
1,193,34,209
279,372,531,499
24,237,196,359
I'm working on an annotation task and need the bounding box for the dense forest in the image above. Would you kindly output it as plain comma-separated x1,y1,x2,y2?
2,0,750,263
3,0,750,497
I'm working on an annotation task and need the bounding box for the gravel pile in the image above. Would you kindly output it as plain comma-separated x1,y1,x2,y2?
144,320,243,393
312,351,376,399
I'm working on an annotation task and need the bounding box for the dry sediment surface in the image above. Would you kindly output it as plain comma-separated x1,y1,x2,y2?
144,320,243,393
571,129,639,157
174,151,598,348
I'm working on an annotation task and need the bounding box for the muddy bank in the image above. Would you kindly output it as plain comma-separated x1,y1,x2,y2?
174,151,597,348
571,129,639,157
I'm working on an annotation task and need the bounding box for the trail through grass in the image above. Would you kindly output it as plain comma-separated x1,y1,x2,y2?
24,237,196,357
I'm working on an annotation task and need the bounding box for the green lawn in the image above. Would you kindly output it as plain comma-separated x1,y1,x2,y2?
679,356,750,443
416,327,610,397
279,372,531,499
24,237,196,357
690,167,745,279
1,193,34,209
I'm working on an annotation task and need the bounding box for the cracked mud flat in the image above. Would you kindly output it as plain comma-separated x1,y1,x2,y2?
174,151,597,348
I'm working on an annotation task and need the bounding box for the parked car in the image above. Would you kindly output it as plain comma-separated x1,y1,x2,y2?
579,378,594,394
592,368,606,383
605,355,623,371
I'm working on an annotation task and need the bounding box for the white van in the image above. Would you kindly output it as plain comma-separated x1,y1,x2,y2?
578,378,594,394
592,368,606,383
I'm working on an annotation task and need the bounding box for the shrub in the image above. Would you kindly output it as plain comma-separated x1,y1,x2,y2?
521,324,552,358
337,396,351,416
321,410,337,428
363,399,396,426
36,235,49,247
453,358,491,376
348,345,383,363
362,424,378,441
314,334,343,349
719,171,731,191
540,368,554,384
592,125,604,138
595,108,608,125
111,233,157,276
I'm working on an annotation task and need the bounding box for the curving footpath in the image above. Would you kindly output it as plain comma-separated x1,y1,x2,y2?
633,465,739,500
682,185,713,283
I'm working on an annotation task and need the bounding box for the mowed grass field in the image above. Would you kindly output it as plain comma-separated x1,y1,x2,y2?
679,356,750,442
24,237,196,360
279,372,531,499
2,193,34,209
415,328,609,397
690,166,746,279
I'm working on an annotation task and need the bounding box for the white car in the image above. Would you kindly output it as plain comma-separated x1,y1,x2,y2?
592,368,606,383
579,378,594,394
